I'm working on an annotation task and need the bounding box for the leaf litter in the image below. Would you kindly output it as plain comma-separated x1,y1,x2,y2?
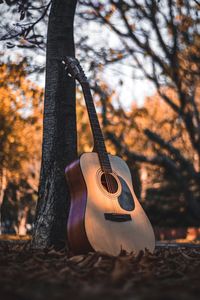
0,240,200,300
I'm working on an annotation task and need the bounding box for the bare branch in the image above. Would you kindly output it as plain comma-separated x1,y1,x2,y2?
105,131,181,177
144,128,196,175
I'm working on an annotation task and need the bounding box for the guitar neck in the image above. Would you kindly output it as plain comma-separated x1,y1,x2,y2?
81,82,112,173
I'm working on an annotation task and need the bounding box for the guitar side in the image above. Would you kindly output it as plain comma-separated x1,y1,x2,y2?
66,152,155,256
65,159,93,253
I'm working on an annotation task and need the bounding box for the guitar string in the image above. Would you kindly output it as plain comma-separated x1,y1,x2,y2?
96,127,118,214
104,170,116,213
66,59,118,214
104,161,119,214
82,80,117,214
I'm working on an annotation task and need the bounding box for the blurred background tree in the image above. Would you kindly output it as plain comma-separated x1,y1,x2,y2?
0,60,43,235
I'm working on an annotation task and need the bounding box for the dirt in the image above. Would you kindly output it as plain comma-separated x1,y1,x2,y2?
0,240,200,300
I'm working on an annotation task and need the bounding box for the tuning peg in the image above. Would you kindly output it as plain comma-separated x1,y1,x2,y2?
61,60,72,78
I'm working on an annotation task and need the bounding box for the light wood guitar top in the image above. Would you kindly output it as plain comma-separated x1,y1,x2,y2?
80,152,155,256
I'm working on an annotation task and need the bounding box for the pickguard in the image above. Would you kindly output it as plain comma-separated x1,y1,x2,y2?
118,176,135,211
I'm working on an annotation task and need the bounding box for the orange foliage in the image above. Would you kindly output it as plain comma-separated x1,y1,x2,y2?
0,61,44,234
0,61,43,188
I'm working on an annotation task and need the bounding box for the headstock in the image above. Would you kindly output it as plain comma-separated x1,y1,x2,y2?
62,56,87,84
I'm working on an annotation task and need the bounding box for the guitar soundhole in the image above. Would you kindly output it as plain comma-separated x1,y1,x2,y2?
101,173,118,194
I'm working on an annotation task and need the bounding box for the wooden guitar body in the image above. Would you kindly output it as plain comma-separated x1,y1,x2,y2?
63,57,155,256
66,152,155,256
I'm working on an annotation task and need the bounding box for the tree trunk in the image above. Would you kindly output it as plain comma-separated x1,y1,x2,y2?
32,0,78,249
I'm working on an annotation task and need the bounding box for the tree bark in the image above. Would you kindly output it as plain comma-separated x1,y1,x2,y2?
32,0,78,249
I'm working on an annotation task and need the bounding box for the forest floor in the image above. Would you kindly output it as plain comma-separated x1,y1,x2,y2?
0,239,200,300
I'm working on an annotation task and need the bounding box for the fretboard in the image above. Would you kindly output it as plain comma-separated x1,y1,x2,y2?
81,82,112,174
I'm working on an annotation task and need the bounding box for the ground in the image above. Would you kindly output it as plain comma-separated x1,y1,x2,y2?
0,239,200,300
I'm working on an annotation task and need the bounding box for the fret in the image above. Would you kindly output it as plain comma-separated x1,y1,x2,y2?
90,114,98,119
100,166,112,174
95,142,105,146
93,129,102,134
93,131,103,136
81,82,112,173
91,121,100,127
95,138,105,142
87,106,96,112
94,131,102,138
91,119,100,123
99,156,111,165
90,113,98,118
95,135,103,140
96,148,107,154
102,160,111,164
91,118,100,122
95,142,106,147
86,100,94,106
93,126,102,130
94,134,104,138
63,58,112,173
93,128,102,134
95,142,106,148
100,159,110,166
95,140,105,145
99,157,111,163
97,150,107,155
92,125,101,130
100,158,110,163
95,138,104,142
97,148,107,154
100,163,111,168
88,111,98,118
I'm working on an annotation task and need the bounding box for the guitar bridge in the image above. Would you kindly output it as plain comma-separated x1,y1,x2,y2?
104,213,132,222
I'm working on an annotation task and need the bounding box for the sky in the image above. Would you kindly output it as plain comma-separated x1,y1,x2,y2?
74,7,156,108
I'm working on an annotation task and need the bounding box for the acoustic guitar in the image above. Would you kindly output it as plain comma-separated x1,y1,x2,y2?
63,57,155,256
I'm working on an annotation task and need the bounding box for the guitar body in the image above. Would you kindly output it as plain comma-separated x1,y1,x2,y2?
66,152,155,256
